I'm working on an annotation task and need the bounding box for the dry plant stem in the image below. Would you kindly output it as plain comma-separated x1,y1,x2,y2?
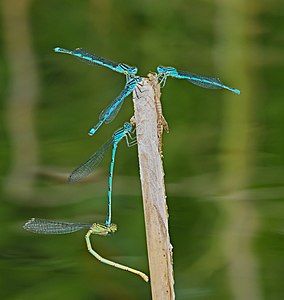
148,73,169,155
132,75,175,299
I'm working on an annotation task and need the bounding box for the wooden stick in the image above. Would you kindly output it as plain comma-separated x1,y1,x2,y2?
132,75,175,299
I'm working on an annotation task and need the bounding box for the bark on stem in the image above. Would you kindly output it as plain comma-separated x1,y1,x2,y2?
132,75,175,300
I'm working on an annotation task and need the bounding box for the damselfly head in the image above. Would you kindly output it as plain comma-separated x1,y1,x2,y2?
91,223,117,236
157,66,166,74
157,66,176,75
123,122,133,132
156,66,169,87
108,223,118,233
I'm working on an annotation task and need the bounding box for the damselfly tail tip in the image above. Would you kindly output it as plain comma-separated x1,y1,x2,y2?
54,47,62,52
234,88,241,95
88,129,95,136
54,47,70,54
229,87,241,95
143,274,149,282
225,86,241,95
224,85,240,95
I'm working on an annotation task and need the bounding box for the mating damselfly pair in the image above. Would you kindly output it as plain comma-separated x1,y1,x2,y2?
23,122,147,280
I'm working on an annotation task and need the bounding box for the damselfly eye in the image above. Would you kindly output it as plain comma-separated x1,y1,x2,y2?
124,122,132,131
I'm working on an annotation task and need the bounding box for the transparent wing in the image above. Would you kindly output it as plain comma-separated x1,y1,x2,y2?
98,84,133,124
23,218,92,234
72,48,119,68
178,70,224,89
177,70,240,94
68,138,113,183
105,100,125,124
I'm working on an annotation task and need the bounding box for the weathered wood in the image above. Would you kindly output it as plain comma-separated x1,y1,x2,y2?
132,75,175,300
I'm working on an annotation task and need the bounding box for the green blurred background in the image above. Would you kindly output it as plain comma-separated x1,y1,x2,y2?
1,0,283,299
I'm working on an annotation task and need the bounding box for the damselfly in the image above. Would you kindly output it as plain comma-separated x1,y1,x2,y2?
69,122,137,226
157,66,240,94
23,218,148,282
88,76,142,136
54,47,138,80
